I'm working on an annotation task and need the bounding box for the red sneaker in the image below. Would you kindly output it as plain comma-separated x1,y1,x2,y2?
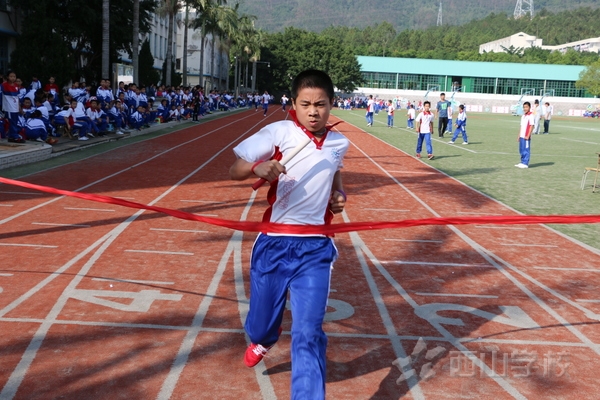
244,326,283,367
415,153,421,159
428,154,435,160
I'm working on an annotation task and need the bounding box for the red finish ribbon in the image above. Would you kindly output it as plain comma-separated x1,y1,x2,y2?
1,176,599,235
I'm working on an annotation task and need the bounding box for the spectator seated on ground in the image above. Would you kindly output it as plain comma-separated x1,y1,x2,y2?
106,100,126,134
53,105,72,137
129,105,149,130
168,105,180,122
21,98,34,119
156,99,170,123
25,110,57,144
180,105,193,120
218,100,229,111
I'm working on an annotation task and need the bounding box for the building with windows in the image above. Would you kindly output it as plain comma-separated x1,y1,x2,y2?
479,32,600,55
175,10,229,89
0,1,20,74
358,55,589,98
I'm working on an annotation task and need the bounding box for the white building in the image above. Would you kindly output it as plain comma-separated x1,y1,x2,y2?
175,10,229,89
117,10,230,89
480,32,600,55
479,32,542,54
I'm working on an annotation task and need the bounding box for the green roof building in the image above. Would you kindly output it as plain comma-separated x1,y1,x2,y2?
357,56,591,98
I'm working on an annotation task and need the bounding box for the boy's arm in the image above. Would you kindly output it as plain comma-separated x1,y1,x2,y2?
329,170,346,214
229,158,285,182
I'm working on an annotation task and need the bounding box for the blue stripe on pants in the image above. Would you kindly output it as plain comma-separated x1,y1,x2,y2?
246,234,337,400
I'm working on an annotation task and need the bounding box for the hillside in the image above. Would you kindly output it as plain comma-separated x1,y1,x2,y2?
237,0,600,33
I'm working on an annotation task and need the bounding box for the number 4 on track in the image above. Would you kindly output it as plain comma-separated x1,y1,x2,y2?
70,289,183,312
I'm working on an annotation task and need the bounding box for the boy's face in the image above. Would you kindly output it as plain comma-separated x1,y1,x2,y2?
292,87,333,134
424,103,430,112
7,73,16,83
523,104,531,113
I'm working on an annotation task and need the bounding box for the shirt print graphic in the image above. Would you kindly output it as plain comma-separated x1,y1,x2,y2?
277,175,297,210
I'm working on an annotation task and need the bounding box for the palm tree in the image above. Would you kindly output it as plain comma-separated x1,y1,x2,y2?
102,0,110,79
132,0,140,84
157,0,182,86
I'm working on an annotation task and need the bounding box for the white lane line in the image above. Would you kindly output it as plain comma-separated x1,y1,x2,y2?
382,260,492,268
0,191,43,195
150,228,208,233
91,278,175,285
0,204,14,207
32,222,91,228
534,267,600,272
575,299,600,303
342,215,425,400
415,292,498,299
500,243,558,248
232,190,277,400
559,137,600,145
475,225,527,230
0,273,13,277
0,114,265,400
387,170,438,175
0,243,58,248
64,207,115,212
124,249,194,256
180,200,226,204
363,208,410,212
194,213,218,217
385,238,443,243
457,212,503,216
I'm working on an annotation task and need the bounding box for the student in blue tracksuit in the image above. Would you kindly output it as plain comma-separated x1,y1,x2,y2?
230,69,348,400
448,104,468,145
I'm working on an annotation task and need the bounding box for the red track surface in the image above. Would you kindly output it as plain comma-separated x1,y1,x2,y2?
1,108,599,399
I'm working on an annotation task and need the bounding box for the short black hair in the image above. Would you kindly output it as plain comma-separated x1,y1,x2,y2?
291,69,334,101
523,101,531,107
424,101,431,106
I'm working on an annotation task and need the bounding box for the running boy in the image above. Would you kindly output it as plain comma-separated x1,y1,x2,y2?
230,69,348,400
448,104,468,145
516,101,534,169
415,100,435,160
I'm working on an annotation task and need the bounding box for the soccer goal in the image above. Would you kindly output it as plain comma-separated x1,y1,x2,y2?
539,89,555,103
512,88,537,115
424,84,441,100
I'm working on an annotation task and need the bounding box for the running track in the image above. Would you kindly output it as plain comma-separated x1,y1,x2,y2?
0,108,599,399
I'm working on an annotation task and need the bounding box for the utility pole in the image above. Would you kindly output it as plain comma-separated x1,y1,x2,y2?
514,0,534,19
437,1,442,26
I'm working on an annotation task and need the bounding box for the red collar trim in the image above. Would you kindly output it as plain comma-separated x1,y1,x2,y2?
288,110,342,150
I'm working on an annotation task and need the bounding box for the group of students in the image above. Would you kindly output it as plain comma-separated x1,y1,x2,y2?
362,93,468,160
0,71,236,144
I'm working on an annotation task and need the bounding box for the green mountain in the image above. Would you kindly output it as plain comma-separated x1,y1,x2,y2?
237,0,600,33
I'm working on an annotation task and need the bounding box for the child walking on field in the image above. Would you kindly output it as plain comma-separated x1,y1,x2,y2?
230,69,348,400
415,100,435,160
448,104,468,145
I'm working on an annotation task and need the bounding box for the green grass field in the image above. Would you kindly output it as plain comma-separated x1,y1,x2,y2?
332,108,600,251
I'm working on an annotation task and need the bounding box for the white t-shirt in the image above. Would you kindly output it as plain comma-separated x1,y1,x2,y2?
367,99,375,113
262,93,270,104
233,121,349,228
416,111,434,133
520,112,534,138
